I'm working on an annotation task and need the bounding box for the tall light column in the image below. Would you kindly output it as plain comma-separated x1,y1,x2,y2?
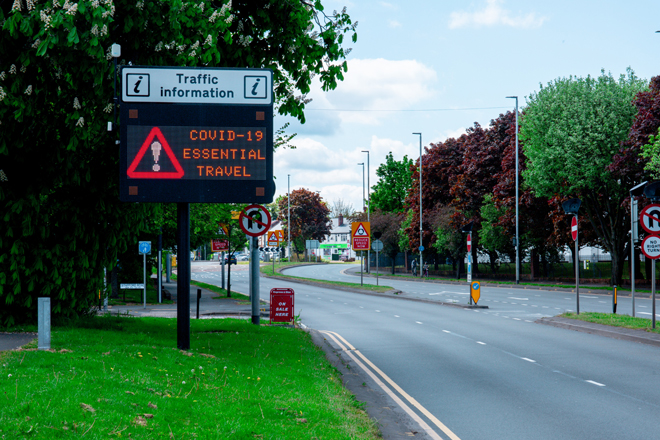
358,163,365,212
361,151,370,273
506,96,519,284
413,133,423,277
287,174,291,260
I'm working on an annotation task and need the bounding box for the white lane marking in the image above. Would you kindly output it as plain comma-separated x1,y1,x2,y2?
376,310,381,312
586,380,605,387
416,321,423,325
513,318,521,321
583,296,598,298
394,315,400,318
522,358,536,363
525,320,533,323
476,341,486,345
443,330,451,334
508,297,528,301
320,331,450,440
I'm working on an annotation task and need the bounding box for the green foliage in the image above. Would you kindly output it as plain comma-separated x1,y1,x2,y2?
521,69,646,197
277,188,331,256
370,152,413,213
641,128,660,178
0,0,356,326
478,194,509,255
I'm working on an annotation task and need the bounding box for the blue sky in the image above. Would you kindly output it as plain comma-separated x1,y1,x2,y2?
273,0,660,213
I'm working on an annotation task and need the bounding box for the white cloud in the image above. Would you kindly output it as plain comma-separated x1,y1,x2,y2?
449,0,546,29
325,58,438,125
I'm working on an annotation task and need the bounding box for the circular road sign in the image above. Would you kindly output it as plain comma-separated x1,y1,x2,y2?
467,233,472,252
640,204,660,235
239,204,272,237
641,235,660,260
571,216,578,241
372,239,384,252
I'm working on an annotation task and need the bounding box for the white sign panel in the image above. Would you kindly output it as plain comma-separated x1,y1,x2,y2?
122,67,273,105
642,235,660,260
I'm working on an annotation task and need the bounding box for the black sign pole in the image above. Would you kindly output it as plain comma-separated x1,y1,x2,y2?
177,202,191,350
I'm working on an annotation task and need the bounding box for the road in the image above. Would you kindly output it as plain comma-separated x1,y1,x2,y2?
192,262,660,440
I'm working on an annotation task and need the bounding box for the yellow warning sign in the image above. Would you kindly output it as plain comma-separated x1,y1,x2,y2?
470,281,481,305
351,222,370,251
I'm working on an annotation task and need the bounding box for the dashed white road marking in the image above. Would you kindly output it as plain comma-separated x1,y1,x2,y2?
586,380,605,387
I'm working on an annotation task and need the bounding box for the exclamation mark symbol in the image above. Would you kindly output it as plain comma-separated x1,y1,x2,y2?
151,141,161,172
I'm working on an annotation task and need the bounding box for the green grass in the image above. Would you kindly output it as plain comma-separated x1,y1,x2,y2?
261,262,394,293
189,280,252,304
560,312,660,334
0,316,380,439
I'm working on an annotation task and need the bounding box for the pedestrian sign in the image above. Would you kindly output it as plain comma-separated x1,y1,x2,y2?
351,222,370,251
139,241,151,255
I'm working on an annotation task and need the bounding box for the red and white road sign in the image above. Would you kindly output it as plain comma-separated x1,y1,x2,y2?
641,235,660,260
640,204,660,235
239,204,271,237
211,239,229,252
267,231,280,247
467,233,472,252
270,288,294,323
351,222,370,251
571,216,578,241
127,127,184,179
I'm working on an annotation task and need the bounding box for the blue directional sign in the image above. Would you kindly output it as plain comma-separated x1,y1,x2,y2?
419,245,425,252
139,241,152,255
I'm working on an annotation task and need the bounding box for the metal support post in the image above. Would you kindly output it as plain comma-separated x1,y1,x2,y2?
38,297,51,350
250,236,261,325
575,215,580,315
158,232,163,303
221,251,225,289
177,203,191,350
143,253,147,309
653,260,656,329
613,285,617,314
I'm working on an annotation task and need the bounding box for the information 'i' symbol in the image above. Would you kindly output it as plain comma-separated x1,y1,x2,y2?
251,78,261,96
134,76,143,94
151,141,162,172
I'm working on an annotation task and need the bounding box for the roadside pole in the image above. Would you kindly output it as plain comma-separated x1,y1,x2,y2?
177,203,191,350
250,236,261,325
575,215,580,315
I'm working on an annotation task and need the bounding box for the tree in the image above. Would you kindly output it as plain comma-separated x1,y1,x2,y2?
520,69,648,286
370,210,403,274
277,188,331,260
370,152,414,213
0,0,357,326
329,198,354,218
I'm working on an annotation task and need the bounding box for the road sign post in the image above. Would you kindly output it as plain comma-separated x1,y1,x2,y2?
470,281,481,305
238,204,271,325
641,232,660,329
139,241,151,309
352,222,370,286
372,239,384,286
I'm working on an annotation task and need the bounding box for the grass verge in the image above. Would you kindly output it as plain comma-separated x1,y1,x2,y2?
560,312,660,334
189,280,252,305
0,316,380,439
261,262,394,293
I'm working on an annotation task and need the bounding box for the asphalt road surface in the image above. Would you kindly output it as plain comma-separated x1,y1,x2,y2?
192,262,660,440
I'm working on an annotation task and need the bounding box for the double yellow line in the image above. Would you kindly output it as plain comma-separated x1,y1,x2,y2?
319,330,461,440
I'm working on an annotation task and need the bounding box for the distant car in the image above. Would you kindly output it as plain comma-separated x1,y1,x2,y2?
236,255,249,261
224,255,237,265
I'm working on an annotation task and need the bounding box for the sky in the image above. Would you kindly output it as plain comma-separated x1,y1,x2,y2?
273,0,660,214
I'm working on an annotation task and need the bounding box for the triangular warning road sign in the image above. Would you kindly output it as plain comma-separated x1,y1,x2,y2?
127,127,184,179
354,223,368,236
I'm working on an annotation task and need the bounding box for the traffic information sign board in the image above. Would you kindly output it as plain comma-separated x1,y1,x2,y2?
120,66,274,204
641,235,660,260
239,204,271,237
640,204,660,235
351,222,370,251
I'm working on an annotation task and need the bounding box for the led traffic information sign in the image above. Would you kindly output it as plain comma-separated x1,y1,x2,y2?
120,66,274,204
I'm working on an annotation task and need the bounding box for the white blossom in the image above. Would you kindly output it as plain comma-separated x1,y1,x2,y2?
24,85,32,95
65,3,78,15
0,72,6,80
9,65,16,74
136,1,144,9
103,103,113,113
11,0,21,12
40,10,52,29
154,41,163,52
100,24,108,36
75,117,84,127
31,39,41,49
73,97,81,109
0,87,6,102
91,24,99,36
20,65,26,73
203,35,212,46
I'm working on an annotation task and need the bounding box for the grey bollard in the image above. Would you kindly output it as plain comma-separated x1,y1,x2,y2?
38,297,51,350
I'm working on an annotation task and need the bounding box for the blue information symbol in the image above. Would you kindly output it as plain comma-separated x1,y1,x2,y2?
139,241,151,255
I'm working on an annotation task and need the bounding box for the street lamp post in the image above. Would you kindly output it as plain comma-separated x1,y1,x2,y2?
361,151,370,273
506,96,520,284
358,163,365,212
413,133,423,277
287,174,291,261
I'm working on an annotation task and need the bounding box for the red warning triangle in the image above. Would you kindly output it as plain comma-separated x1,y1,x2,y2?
127,127,184,179
354,223,368,236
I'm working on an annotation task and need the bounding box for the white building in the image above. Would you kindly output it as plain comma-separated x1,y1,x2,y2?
319,214,356,260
